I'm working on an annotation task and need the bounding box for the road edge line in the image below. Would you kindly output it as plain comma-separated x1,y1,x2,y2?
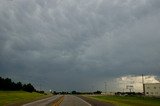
75,96,92,106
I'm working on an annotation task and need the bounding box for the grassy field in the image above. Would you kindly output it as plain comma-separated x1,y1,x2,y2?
91,95,160,106
0,91,52,106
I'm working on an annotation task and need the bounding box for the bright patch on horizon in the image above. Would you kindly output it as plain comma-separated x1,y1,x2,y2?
115,75,160,92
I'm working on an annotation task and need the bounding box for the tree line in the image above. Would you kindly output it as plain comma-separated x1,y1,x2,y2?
51,90,102,95
0,76,35,92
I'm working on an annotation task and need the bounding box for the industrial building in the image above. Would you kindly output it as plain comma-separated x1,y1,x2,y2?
144,83,160,97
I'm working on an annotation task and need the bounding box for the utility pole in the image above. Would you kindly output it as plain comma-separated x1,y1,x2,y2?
142,74,144,84
104,82,107,95
142,74,145,95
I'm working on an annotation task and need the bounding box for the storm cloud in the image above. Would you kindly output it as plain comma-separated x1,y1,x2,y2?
0,0,160,91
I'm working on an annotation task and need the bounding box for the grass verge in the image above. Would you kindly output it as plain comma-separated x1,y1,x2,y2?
90,95,160,106
0,91,52,106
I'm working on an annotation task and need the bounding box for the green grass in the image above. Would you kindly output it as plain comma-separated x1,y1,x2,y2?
0,91,52,106
90,95,160,106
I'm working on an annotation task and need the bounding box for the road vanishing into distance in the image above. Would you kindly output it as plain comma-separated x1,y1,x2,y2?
60,95,91,106
22,95,114,106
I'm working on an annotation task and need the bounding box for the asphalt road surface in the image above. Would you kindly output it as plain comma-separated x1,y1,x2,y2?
22,95,61,106
60,95,91,106
22,95,114,106
79,96,115,106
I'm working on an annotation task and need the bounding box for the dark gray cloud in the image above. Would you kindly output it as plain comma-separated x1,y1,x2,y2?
0,0,160,91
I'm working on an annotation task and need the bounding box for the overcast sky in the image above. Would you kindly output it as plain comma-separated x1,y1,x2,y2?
0,0,160,92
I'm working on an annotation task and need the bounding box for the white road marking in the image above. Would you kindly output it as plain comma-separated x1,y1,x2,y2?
23,95,61,106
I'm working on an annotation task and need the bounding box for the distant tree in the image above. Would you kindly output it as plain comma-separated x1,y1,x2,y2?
0,77,36,92
23,83,35,92
16,82,23,90
4,78,13,90
71,91,77,94
0,77,5,90
94,90,102,94
36,90,45,94
53,91,58,95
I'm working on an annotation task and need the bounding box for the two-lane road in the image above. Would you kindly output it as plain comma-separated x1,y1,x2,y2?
60,95,91,106
22,95,114,106
59,95,114,106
